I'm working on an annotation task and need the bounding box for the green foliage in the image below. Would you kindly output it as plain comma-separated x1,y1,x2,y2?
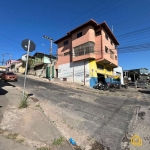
19,100,28,109
52,137,64,146
6,133,18,140
22,58,34,69
19,93,28,109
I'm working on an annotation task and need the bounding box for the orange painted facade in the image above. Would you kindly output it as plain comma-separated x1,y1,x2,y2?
55,19,119,69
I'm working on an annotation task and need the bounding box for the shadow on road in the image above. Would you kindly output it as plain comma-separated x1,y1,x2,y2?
0,88,8,95
0,80,16,95
138,90,150,94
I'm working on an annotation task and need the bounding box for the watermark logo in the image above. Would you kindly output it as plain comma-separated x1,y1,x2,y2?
130,134,142,146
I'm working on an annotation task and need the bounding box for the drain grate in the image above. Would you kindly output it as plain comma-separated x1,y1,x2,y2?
30,97,39,102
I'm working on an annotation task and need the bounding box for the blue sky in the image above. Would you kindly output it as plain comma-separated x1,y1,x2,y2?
0,0,150,71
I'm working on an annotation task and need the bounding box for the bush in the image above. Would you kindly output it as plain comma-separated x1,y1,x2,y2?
19,93,28,109
19,100,28,109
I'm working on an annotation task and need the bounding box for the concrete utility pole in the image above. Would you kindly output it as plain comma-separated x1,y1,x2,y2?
1,54,4,65
43,35,53,80
1,53,12,65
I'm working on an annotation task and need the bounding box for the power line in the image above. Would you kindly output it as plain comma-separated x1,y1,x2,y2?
36,0,130,41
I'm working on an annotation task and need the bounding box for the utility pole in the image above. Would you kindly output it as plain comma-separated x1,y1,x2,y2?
43,35,53,80
1,53,12,65
1,54,4,65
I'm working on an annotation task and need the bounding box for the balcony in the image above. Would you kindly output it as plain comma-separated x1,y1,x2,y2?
72,41,95,62
72,52,95,62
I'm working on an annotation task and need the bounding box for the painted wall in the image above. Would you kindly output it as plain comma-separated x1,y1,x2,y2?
43,56,50,63
89,60,113,87
35,65,45,77
0,66,6,71
6,60,19,68
58,60,90,85
57,36,72,65
18,66,25,74
101,29,118,66
72,25,95,48
113,66,124,84
95,28,102,60
22,54,27,61
34,57,42,64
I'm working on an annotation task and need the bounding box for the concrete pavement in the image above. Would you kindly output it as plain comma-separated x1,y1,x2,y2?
4,74,150,150
11,74,150,150
0,80,74,150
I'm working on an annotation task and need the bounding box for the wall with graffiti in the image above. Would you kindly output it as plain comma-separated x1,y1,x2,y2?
58,60,90,85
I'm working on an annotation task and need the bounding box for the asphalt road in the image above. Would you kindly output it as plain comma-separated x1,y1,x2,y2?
6,75,150,150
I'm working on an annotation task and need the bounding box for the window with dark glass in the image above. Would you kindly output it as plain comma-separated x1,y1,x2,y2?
77,32,82,38
111,40,113,45
115,55,117,60
105,34,108,40
105,46,108,53
95,31,101,36
106,67,111,72
64,40,68,45
74,42,94,57
110,50,114,59
97,64,104,70
64,52,70,56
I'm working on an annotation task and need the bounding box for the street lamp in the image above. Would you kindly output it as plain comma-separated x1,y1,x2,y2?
43,35,53,80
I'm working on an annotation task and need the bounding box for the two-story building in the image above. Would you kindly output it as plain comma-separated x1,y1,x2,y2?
33,52,57,78
22,53,57,78
54,19,119,87
6,59,20,72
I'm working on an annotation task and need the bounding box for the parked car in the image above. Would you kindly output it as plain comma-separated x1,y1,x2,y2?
136,80,147,89
128,82,136,88
0,71,6,78
1,72,18,82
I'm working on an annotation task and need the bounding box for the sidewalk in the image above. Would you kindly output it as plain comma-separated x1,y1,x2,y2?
17,73,109,94
17,73,92,89
0,81,74,150
17,73,138,96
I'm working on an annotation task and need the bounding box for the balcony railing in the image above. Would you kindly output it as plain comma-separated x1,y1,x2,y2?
74,48,94,57
73,41,95,57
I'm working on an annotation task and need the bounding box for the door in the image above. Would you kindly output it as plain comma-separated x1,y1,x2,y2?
52,66,54,78
46,67,50,78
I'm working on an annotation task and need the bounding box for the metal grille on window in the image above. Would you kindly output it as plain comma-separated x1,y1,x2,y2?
74,42,94,57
